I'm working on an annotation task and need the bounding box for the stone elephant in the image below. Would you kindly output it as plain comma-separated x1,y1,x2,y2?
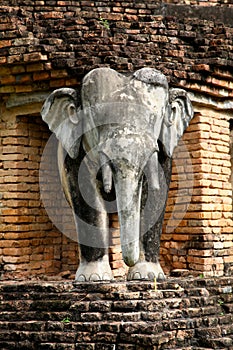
41,67,193,282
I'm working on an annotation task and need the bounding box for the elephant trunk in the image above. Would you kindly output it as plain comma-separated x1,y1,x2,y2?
113,172,142,267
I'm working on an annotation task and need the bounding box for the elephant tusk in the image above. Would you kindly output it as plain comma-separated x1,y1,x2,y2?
102,163,112,193
147,152,160,190
99,152,112,193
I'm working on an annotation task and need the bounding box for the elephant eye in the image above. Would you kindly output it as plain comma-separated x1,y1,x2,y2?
68,104,79,124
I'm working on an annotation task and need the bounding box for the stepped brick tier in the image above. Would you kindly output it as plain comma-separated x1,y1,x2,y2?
0,0,233,280
0,277,233,349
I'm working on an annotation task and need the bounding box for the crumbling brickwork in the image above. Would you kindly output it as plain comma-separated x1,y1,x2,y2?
0,277,233,349
0,0,233,279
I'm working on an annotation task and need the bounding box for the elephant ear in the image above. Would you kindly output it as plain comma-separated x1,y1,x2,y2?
159,88,194,158
41,88,82,159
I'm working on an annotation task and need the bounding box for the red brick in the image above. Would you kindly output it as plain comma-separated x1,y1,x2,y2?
33,71,50,81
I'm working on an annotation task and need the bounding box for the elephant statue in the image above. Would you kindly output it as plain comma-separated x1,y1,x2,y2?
41,67,193,282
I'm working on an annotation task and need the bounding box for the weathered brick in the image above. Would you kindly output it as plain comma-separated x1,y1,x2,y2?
33,71,50,81
23,53,47,62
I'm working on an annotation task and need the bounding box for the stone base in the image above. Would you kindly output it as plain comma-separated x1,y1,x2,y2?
0,277,233,349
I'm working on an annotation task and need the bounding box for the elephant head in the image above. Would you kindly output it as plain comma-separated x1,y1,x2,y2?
41,67,193,270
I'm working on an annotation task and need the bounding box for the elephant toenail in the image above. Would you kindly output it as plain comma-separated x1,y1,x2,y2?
77,274,86,282
90,273,101,281
133,272,141,280
148,272,155,280
157,272,165,281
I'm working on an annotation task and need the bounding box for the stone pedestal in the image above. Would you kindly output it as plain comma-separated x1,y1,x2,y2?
0,278,233,349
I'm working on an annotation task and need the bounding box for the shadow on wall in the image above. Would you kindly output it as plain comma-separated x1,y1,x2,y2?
40,133,77,242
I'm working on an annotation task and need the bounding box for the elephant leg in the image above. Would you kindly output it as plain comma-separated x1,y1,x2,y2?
75,211,113,282
127,147,172,281
63,147,113,282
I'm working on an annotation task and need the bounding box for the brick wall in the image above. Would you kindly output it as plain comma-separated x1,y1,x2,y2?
0,113,57,277
161,106,233,277
0,111,79,279
0,1,233,279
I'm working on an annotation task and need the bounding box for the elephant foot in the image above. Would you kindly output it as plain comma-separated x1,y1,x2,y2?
75,259,114,282
127,261,165,281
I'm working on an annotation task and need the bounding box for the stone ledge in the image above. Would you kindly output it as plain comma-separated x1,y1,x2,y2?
154,4,233,26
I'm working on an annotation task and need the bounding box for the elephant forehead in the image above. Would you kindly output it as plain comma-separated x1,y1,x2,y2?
82,68,168,112
82,67,126,103
83,102,160,130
